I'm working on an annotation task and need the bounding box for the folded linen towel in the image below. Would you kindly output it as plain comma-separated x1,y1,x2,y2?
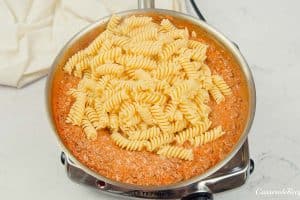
0,0,186,88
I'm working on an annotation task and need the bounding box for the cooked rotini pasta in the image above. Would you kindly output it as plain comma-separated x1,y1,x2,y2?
160,19,177,32
90,47,122,68
85,107,100,129
131,27,158,41
64,50,87,75
64,14,232,161
109,113,119,131
178,54,200,79
74,56,92,78
134,91,167,105
146,133,174,152
123,16,152,29
128,23,157,36
85,30,114,55
178,98,202,125
82,118,98,140
111,131,147,151
94,98,109,128
107,14,122,32
128,41,162,56
95,63,124,77
194,89,210,104
189,126,225,146
169,120,188,134
135,103,155,125
128,126,161,140
164,29,189,40
66,92,86,126
175,119,212,144
212,75,232,96
151,62,181,80
98,40,114,54
119,101,136,122
168,80,198,104
160,39,187,60
111,35,131,48
150,105,171,134
188,39,206,49
165,102,177,121
103,90,129,112
191,45,208,62
134,69,152,81
154,80,171,93
209,85,225,104
157,145,193,161
116,55,157,70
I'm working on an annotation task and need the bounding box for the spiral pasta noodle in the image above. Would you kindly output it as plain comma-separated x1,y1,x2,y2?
168,80,198,104
74,56,92,78
189,126,225,146
169,120,188,134
64,50,87,75
109,113,119,131
82,118,98,141
119,101,136,123
191,45,208,62
111,131,147,151
212,75,232,96
128,41,162,56
151,62,181,80
175,119,212,144
116,55,157,70
157,145,193,161
66,92,86,126
131,27,158,41
150,105,171,134
98,40,113,54
128,23,157,36
85,107,100,129
95,63,124,77
178,99,202,125
160,39,187,60
178,54,200,79
90,47,122,68
85,30,114,55
209,85,225,104
107,14,122,32
103,90,129,112
112,35,131,48
146,133,174,152
135,103,155,125
128,126,161,140
94,98,109,128
134,91,167,105
160,19,177,32
123,16,152,28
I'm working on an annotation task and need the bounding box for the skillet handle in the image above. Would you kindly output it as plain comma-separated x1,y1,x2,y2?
138,0,155,9
182,192,213,200
190,0,206,22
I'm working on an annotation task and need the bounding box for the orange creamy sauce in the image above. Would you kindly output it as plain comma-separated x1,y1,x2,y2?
51,15,249,186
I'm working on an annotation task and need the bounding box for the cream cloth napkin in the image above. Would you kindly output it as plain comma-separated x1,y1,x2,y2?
0,0,187,88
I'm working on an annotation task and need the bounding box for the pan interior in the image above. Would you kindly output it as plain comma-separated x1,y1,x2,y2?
46,9,255,190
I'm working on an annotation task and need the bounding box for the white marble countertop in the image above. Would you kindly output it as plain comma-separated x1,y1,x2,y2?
0,0,299,199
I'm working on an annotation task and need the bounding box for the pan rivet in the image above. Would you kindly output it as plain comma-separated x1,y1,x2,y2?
60,152,66,165
96,180,106,189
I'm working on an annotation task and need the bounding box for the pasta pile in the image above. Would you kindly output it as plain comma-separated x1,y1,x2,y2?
63,14,232,161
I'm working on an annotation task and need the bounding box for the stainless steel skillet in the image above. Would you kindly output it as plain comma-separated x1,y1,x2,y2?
46,0,256,199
